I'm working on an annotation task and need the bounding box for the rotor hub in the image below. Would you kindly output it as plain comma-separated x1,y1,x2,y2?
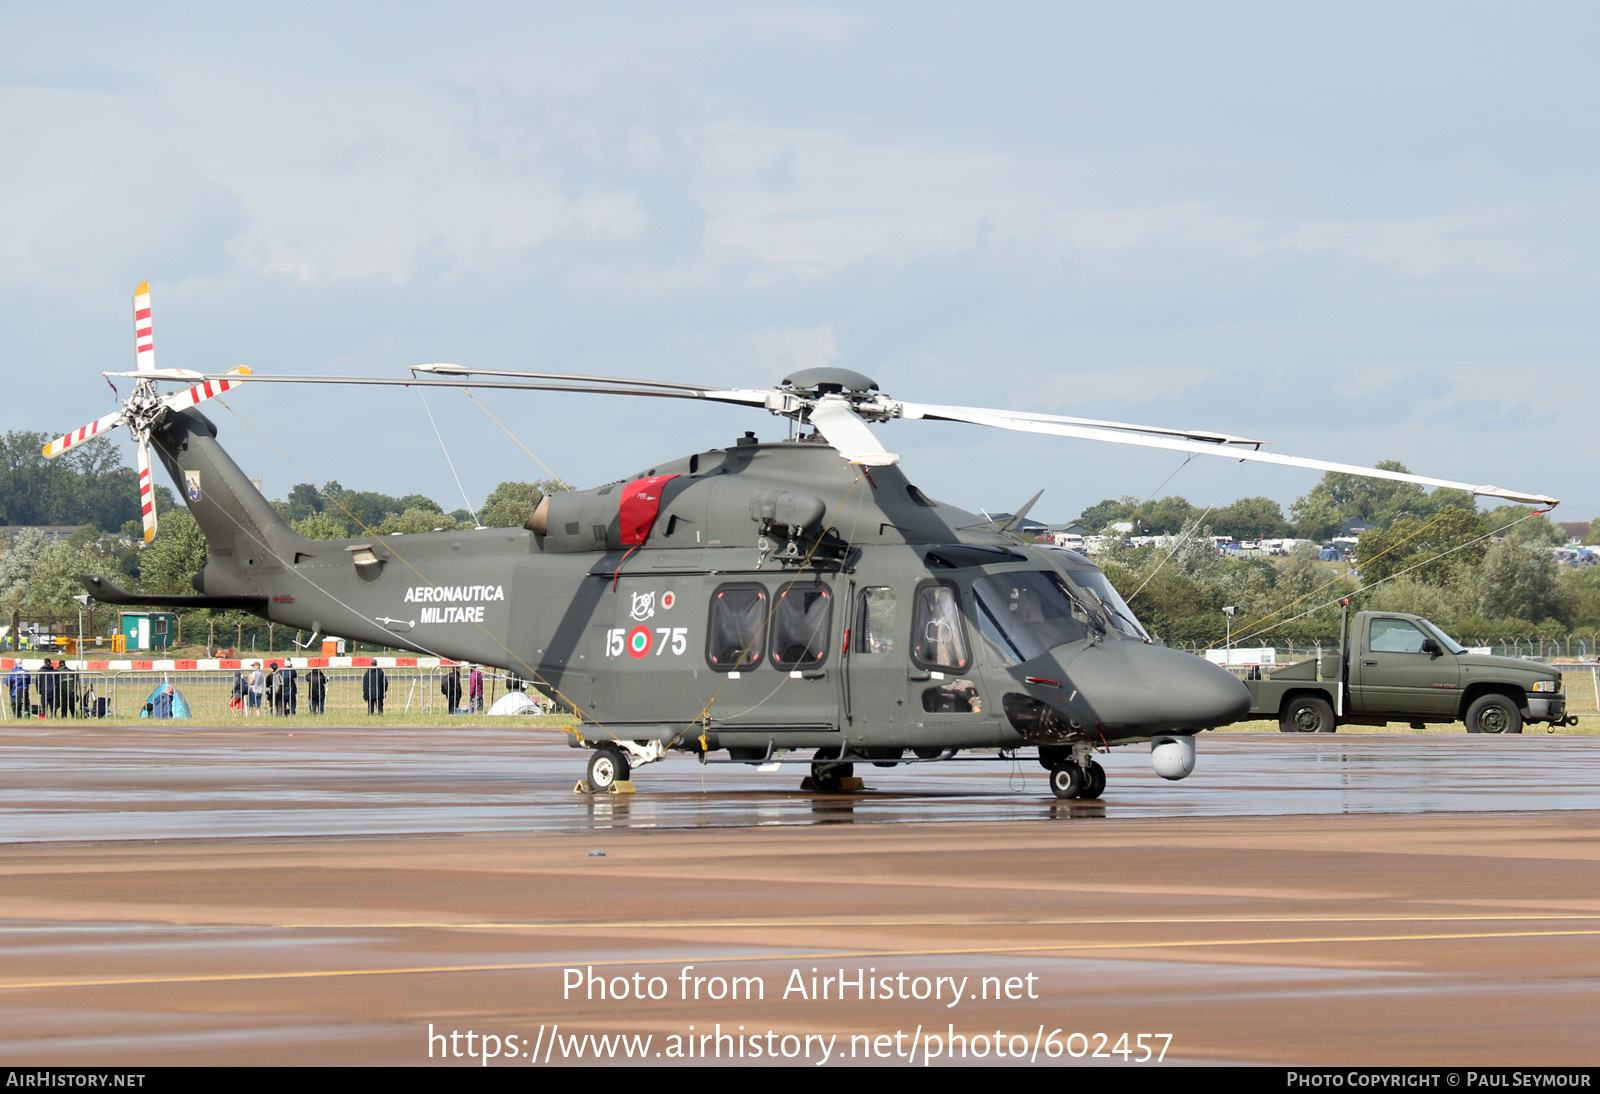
780,367,879,396
124,381,168,437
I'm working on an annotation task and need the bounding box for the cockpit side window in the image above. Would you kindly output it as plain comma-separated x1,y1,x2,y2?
911,580,971,673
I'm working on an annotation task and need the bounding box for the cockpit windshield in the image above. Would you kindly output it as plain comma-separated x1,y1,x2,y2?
971,571,1095,667
1052,560,1151,642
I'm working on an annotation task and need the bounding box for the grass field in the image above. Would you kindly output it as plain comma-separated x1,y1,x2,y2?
1214,717,1599,735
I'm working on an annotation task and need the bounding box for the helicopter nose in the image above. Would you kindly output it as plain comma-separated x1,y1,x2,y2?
1062,642,1250,730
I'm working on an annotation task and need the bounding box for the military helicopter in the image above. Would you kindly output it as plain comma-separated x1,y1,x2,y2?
47,284,1560,800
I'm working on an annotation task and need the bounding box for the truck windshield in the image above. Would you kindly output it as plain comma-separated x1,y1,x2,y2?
1418,618,1468,655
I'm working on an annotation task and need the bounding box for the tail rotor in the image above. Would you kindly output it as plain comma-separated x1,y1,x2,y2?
40,282,249,542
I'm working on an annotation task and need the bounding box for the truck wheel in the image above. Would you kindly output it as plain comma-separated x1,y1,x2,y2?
1280,695,1336,733
1466,694,1522,734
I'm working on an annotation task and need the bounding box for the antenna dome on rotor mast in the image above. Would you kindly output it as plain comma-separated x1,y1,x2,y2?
780,367,879,395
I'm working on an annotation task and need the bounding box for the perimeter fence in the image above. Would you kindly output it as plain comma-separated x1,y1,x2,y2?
5,656,1599,724
1,665,553,723
1170,636,1600,661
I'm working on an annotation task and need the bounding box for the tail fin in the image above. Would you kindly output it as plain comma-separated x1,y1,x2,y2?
148,407,298,595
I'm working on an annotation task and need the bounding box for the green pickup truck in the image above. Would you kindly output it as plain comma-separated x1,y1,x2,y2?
1245,605,1574,734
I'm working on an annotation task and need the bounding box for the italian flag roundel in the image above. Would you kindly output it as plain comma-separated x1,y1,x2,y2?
627,625,652,658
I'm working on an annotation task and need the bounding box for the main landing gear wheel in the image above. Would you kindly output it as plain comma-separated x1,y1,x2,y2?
1465,693,1523,734
1049,761,1084,800
586,747,630,792
810,756,854,793
1280,695,1336,733
1080,759,1106,799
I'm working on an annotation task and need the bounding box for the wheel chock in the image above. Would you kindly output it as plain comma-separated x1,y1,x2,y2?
574,779,637,795
799,776,865,792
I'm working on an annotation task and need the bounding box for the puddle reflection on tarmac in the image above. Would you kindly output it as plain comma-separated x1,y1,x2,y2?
3,726,1599,843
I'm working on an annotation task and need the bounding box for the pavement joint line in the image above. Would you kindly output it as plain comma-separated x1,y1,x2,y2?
8,927,1600,991
3,912,1598,933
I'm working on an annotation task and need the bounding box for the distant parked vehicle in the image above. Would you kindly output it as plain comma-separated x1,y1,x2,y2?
1246,602,1574,734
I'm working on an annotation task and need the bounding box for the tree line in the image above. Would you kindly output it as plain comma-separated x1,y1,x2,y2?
1075,462,1591,546
0,430,564,640
1087,468,1600,648
6,431,1599,653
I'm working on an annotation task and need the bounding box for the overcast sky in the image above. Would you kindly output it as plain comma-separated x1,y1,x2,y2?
5,2,1597,525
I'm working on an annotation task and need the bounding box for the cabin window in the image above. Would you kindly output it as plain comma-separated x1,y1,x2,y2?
910,580,970,674
856,587,896,655
707,584,767,671
772,585,831,670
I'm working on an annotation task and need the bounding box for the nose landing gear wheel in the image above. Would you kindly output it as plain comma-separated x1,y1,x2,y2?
586,747,630,793
1050,761,1084,799
1080,759,1106,799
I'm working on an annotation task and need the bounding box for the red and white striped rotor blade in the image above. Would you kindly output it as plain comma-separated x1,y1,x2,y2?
133,281,156,372
160,366,252,413
42,407,126,459
137,440,158,544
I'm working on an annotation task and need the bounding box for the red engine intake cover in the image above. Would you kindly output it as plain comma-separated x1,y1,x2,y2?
618,474,679,546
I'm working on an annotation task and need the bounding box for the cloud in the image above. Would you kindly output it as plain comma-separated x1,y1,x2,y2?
0,67,158,97
29,157,247,282
3,4,1598,521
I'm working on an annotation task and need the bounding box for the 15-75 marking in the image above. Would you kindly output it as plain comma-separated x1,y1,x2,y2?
607,626,689,659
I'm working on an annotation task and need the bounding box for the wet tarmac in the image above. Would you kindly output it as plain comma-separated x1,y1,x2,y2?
4,725,1600,842
3,725,1599,1067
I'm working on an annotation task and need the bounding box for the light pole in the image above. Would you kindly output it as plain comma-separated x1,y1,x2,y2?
71,594,90,660
1222,605,1238,657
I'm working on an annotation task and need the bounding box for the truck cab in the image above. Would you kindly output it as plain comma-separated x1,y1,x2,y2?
1245,608,1571,734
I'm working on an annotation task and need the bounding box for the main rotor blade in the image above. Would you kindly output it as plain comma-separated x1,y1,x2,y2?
412,364,774,408
907,405,1559,507
807,397,899,466
900,401,1264,446
181,370,774,406
411,364,714,392
102,368,209,382
155,366,1555,505
43,407,126,459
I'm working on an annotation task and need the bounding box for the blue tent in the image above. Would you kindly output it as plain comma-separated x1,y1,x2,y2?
139,683,191,719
